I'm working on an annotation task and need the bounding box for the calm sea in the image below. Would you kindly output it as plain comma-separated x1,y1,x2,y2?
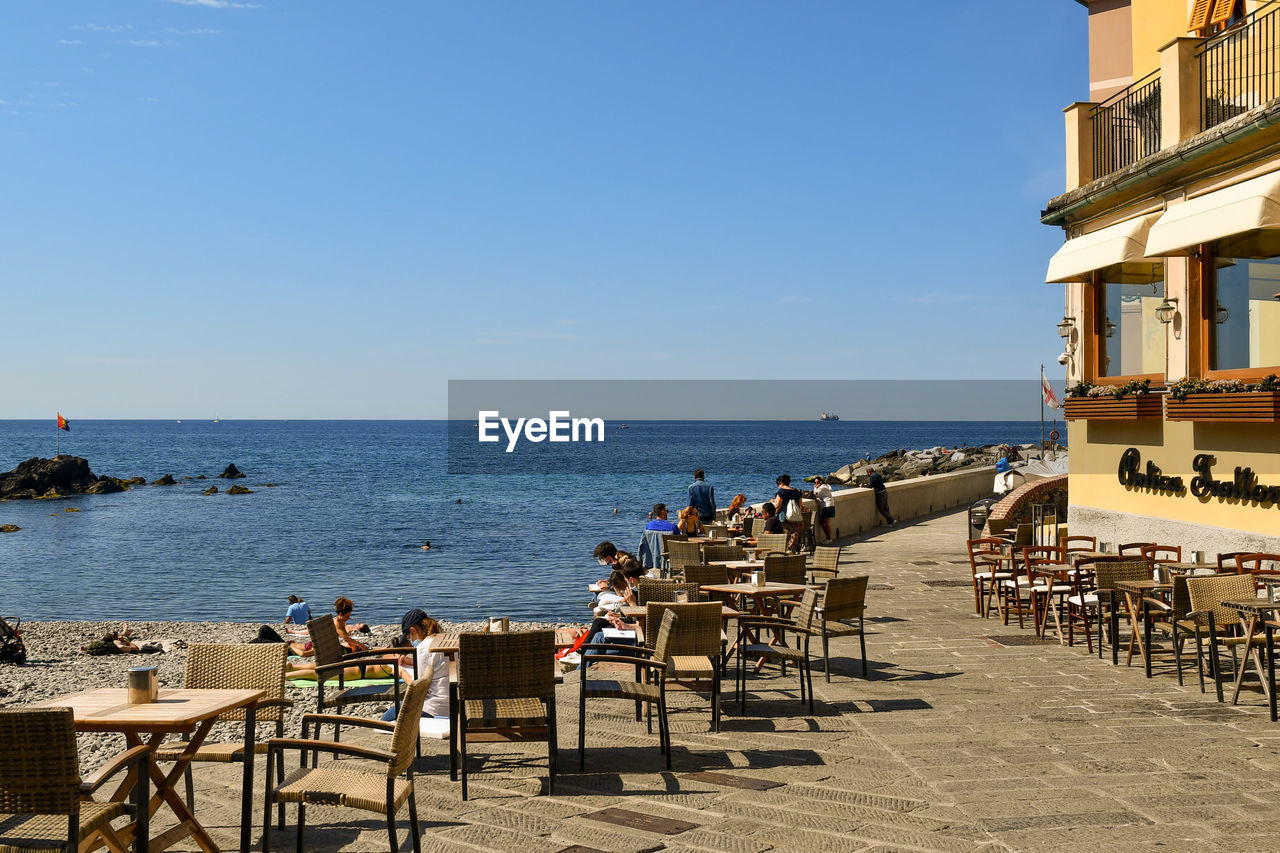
0,420,1047,623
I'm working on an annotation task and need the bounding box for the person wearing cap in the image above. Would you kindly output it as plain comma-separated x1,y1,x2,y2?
381,608,450,721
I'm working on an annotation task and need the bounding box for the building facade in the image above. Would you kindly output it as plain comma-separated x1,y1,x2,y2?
1044,0,1280,555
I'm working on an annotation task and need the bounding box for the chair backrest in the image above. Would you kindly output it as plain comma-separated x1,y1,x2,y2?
1141,544,1182,565
704,523,728,539
636,579,703,604
1238,552,1280,576
742,517,755,537
811,546,841,573
790,587,820,632
667,540,704,571
1063,535,1097,552
821,576,868,622
1218,551,1250,571
185,643,289,722
1093,560,1152,591
1118,542,1155,557
754,532,787,555
967,537,1005,571
649,608,679,662
763,553,807,585
1185,574,1258,629
306,615,345,668
0,707,79,815
646,602,721,657
1019,545,1065,567
457,630,555,702
1169,575,1193,621
682,563,729,589
1010,523,1033,548
703,543,744,563
388,678,431,777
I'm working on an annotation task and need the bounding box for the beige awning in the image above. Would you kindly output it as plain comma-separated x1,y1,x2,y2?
1045,213,1161,283
1146,170,1280,258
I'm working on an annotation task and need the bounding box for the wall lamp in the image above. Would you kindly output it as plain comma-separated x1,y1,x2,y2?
1155,296,1179,325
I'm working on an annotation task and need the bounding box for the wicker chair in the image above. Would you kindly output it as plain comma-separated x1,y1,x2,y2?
762,554,807,585
263,678,429,853
815,576,868,680
808,545,842,585
736,587,819,714
667,541,704,577
0,707,150,853
636,579,703,605
1187,574,1268,702
704,523,728,539
154,643,292,829
798,509,816,555
702,543,745,564
578,608,678,770
305,615,410,751
1086,560,1153,664
453,630,557,800
1140,575,1199,684
645,602,723,731
754,533,787,556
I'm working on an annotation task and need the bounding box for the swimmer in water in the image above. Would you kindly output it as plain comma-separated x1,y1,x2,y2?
421,540,431,550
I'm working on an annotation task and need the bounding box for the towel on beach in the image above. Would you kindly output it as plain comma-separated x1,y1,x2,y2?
287,677,400,689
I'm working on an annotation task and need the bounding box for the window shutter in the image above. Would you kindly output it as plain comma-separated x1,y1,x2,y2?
1189,0,1214,30
1208,0,1238,26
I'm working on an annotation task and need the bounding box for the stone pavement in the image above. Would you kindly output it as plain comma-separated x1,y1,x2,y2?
139,509,1280,851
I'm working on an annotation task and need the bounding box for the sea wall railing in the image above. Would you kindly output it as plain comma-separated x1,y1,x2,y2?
1091,70,1162,176
1200,0,1280,130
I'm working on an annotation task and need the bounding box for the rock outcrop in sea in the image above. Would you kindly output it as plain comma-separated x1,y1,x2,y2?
0,457,126,500
817,443,1041,487
218,464,246,479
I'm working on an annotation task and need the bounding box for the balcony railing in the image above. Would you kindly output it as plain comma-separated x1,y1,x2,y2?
1200,0,1280,130
1090,71,1162,176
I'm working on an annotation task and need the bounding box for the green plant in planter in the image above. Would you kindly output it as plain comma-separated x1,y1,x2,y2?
1066,378,1151,399
1168,376,1276,400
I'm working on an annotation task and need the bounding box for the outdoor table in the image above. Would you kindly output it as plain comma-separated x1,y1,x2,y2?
700,582,811,616
707,559,764,581
1218,599,1280,713
1115,579,1169,669
36,687,264,853
1162,562,1220,575
1066,550,1110,567
1027,562,1073,642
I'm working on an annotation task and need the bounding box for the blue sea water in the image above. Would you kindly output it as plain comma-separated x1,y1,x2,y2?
0,420,1049,623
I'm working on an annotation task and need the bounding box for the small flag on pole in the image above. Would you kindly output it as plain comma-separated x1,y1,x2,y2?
1041,368,1061,410
57,413,71,432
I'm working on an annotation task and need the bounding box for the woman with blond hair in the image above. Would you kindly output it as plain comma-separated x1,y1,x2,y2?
677,505,704,536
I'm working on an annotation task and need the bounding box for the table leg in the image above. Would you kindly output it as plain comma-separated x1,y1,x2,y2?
1123,592,1144,666
1267,621,1277,723
1109,591,1119,665
1230,614,1259,705
148,722,223,853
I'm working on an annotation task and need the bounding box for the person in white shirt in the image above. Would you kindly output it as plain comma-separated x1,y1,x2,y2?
382,608,450,721
812,475,836,541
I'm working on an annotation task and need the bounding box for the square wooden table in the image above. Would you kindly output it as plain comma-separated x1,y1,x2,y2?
37,687,263,853
1115,579,1169,669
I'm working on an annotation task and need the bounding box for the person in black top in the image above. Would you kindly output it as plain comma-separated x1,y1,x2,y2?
759,502,785,534
772,474,804,552
867,467,895,526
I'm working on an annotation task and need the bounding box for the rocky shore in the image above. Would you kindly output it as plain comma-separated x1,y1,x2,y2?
817,442,1044,487
0,457,253,501
1,618,570,771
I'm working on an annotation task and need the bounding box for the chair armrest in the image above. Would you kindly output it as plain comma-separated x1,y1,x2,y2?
79,744,150,796
1142,597,1172,612
1187,609,1213,619
577,643,653,656
738,615,798,629
313,655,403,677
347,645,411,658
300,713,396,733
267,737,393,763
581,654,666,670
255,698,294,712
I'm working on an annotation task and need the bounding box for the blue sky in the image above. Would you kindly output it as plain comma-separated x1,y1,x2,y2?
1,1,1085,419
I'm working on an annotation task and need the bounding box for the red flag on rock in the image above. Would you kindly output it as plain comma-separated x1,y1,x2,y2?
57,413,71,432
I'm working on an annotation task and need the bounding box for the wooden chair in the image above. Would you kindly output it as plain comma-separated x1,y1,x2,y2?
815,576,868,680
578,608,678,769
263,678,429,853
1022,546,1070,639
807,545,842,585
967,537,1008,618
0,707,150,853
1118,542,1155,557
154,643,292,829
304,616,411,763
798,509,817,555
1062,535,1097,553
1140,575,1199,684
1218,551,1251,572
1237,553,1280,591
454,630,557,800
736,587,819,715
754,532,787,556
1089,560,1153,664
636,579,703,605
1141,544,1182,570
645,602,724,732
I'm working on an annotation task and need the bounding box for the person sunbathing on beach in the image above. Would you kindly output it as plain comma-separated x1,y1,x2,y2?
83,624,160,655
333,596,370,652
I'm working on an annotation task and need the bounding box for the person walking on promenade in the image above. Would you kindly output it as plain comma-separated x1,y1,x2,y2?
689,469,716,525
867,467,896,526
772,474,804,552
812,476,836,541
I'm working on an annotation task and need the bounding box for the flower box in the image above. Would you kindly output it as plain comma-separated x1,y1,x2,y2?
1063,395,1163,421
1165,391,1280,423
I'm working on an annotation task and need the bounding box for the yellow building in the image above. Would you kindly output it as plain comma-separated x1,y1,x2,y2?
1044,0,1280,554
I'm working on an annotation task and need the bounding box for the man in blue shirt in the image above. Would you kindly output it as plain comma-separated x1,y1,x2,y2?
688,469,716,524
284,594,312,625
645,503,680,533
